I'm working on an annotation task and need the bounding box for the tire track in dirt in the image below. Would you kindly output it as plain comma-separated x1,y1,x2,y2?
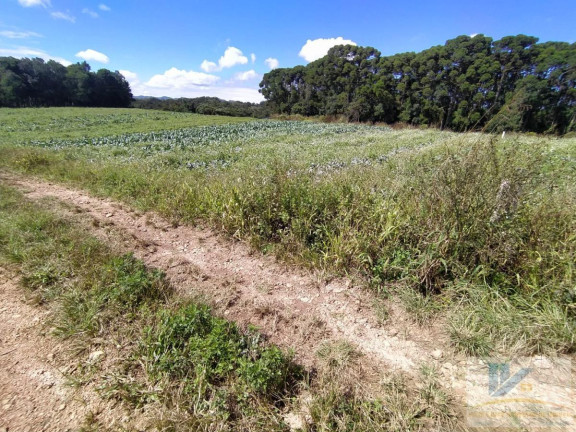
0,267,146,431
1,172,440,375
0,268,78,432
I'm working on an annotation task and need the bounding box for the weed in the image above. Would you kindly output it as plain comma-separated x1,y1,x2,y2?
142,303,301,399
14,150,51,172
305,356,461,432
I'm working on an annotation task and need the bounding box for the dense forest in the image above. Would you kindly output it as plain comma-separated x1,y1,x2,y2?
133,96,268,118
259,35,576,134
0,57,132,108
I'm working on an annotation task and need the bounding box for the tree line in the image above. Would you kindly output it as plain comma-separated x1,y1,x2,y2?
132,96,269,118
259,35,576,134
0,57,133,108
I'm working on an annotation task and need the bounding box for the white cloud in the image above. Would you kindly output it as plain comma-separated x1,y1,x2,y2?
0,46,71,66
299,37,357,62
119,70,139,81
200,60,218,73
146,67,220,89
218,47,248,69
18,0,50,8
470,33,479,38
51,12,76,23
201,86,263,103
233,70,259,81
82,8,99,18
123,68,264,103
201,46,249,72
119,69,143,93
99,4,111,12
265,57,279,70
0,30,42,39
76,49,109,64
251,53,256,64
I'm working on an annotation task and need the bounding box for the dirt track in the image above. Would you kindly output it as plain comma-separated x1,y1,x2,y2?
0,172,441,373
0,266,144,431
1,171,574,431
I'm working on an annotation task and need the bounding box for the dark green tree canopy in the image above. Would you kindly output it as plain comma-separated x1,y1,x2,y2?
0,57,133,108
132,96,268,118
259,34,576,134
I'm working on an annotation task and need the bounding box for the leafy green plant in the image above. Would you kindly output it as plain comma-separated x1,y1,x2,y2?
142,303,301,400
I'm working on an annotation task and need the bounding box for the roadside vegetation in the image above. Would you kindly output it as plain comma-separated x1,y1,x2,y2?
0,183,461,431
1,107,575,360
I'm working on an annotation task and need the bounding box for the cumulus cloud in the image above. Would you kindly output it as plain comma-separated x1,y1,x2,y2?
299,37,357,62
251,53,256,64
18,0,50,7
0,30,42,39
118,70,140,90
51,12,76,23
233,70,259,81
99,4,111,11
218,47,248,69
82,8,99,18
76,49,109,64
201,46,249,72
200,60,219,73
122,68,264,103
0,46,71,66
146,67,220,89
119,70,139,81
264,57,279,70
201,86,263,103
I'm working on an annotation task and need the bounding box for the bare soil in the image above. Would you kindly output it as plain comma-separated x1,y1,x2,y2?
0,266,147,431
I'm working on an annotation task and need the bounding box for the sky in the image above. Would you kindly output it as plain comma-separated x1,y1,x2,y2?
1,0,575,103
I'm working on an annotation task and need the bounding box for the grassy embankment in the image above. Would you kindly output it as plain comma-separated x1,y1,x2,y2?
1,107,575,357
0,183,458,431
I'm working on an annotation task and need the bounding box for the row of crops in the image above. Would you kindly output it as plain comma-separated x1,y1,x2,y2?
25,121,389,149
16,120,459,175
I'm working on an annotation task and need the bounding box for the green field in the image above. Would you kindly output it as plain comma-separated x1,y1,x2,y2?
1,107,575,357
0,107,252,144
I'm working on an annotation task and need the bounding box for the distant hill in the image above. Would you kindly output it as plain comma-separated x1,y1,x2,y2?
134,96,172,101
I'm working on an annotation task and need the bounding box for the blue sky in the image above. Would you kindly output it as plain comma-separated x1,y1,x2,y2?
1,0,575,102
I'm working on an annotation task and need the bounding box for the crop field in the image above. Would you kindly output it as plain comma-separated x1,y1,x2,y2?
0,107,252,144
1,107,576,430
